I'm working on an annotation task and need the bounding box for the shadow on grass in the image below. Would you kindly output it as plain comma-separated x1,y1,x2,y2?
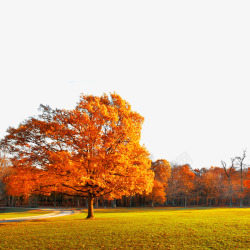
0,208,30,214
92,207,211,213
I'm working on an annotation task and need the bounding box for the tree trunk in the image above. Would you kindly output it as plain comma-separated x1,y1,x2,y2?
229,179,232,207
240,167,243,208
28,195,31,207
95,198,99,208
112,198,116,208
172,195,175,206
11,196,14,207
54,193,57,207
86,196,94,219
240,198,243,208
15,196,20,206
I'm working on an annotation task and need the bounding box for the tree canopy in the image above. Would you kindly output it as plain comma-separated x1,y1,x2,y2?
0,93,154,218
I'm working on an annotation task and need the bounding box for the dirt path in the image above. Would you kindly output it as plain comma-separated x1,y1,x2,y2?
0,208,76,223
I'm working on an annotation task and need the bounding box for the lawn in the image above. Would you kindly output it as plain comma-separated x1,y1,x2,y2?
0,208,52,219
0,207,249,249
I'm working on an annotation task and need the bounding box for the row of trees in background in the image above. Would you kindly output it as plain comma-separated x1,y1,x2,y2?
121,157,250,208
142,157,250,208
0,93,249,218
1,155,250,209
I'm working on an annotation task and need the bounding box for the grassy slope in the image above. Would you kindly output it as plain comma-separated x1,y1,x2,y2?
0,208,249,249
0,208,51,219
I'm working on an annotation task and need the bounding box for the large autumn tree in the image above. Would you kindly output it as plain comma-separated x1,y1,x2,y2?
0,93,154,218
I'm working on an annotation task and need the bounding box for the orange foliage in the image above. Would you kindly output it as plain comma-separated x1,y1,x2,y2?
147,159,171,206
151,159,171,187
176,164,195,192
169,164,195,197
3,166,41,197
147,180,166,206
243,167,250,191
201,167,224,200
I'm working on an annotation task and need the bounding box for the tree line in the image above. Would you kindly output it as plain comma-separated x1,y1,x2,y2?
0,93,249,219
1,154,250,209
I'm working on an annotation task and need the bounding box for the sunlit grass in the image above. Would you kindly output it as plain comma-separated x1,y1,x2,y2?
0,208,51,219
0,207,249,249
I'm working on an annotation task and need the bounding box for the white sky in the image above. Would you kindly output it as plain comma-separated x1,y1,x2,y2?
1,1,250,169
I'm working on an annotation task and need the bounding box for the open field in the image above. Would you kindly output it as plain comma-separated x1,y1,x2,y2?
0,208,51,219
0,207,249,249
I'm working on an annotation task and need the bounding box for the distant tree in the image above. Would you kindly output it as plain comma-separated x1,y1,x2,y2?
147,180,166,207
0,153,12,202
0,93,154,218
235,149,247,207
167,164,178,206
193,168,205,206
201,167,224,206
243,167,250,193
221,158,238,207
148,159,171,207
3,166,40,202
151,159,171,186
0,154,9,182
168,164,195,207
192,168,208,205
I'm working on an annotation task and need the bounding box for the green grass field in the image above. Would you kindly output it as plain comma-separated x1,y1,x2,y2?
0,208,51,219
0,207,249,249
